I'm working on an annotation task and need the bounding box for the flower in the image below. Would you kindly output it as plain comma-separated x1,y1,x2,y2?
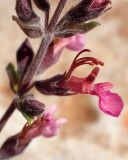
19,105,67,141
0,105,66,159
58,49,124,117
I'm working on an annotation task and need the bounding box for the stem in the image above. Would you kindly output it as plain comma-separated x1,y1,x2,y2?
0,100,16,132
0,0,68,132
45,11,49,29
19,35,52,93
48,0,67,32
19,0,67,92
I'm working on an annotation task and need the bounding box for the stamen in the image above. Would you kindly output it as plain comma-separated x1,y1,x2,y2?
65,49,104,79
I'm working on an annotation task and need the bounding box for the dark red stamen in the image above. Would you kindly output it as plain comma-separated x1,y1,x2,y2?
65,49,104,79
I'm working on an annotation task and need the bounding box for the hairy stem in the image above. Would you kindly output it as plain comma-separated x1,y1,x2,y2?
0,0,67,133
0,100,15,133
20,0,67,92
48,0,67,32
45,11,50,29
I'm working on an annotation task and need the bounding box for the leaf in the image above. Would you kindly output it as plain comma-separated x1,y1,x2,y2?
6,63,19,93
55,21,100,38
12,15,43,38
16,39,34,78
22,111,34,125
34,0,50,12
14,0,43,38
15,0,39,22
58,0,111,24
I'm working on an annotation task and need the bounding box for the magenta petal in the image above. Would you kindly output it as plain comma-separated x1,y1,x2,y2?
94,82,113,91
98,91,124,117
41,122,58,138
66,34,85,51
41,118,67,138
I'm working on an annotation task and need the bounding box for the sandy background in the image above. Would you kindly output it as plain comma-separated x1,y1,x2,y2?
0,0,128,159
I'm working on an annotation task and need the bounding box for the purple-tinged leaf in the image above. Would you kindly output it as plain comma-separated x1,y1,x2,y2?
6,63,19,93
0,134,30,160
16,39,34,77
15,0,39,22
34,0,50,12
58,0,111,24
55,21,100,38
12,16,43,38
14,0,43,38
34,74,75,96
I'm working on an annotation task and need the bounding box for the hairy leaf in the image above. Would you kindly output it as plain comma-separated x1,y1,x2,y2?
58,0,111,24
12,16,43,38
55,21,100,37
16,0,39,22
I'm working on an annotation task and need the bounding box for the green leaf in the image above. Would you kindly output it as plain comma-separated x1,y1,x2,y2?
22,111,34,125
6,63,19,93
55,21,100,37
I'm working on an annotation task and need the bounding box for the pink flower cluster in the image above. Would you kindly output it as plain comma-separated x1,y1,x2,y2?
20,105,67,141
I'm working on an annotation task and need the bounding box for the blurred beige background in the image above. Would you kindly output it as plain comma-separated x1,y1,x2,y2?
0,0,128,159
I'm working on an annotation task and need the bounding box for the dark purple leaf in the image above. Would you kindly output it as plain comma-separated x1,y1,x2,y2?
58,0,111,24
16,39,34,77
34,0,50,12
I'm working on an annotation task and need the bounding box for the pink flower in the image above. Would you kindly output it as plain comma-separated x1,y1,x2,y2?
59,49,124,117
66,34,85,51
40,105,67,137
19,105,67,141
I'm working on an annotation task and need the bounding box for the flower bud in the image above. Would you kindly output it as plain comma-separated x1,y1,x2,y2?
16,95,45,117
21,99,45,116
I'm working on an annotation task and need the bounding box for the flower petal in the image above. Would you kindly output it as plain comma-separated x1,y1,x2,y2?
66,34,85,51
94,82,113,91
98,91,124,117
